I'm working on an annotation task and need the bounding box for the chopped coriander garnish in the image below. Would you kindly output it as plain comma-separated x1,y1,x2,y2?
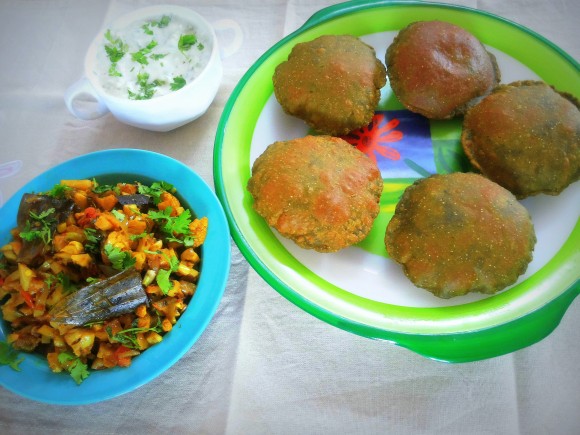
111,209,125,221
47,183,72,199
108,317,163,349
104,244,136,270
104,29,127,77
145,250,180,294
0,341,24,372
156,254,179,294
131,40,158,66
170,76,186,91
128,72,165,100
178,34,198,53
20,208,56,246
104,30,127,63
58,352,90,385
142,24,154,35
148,206,194,247
58,272,78,294
84,228,102,254
155,15,171,28
92,179,120,194
108,64,122,77
137,181,175,204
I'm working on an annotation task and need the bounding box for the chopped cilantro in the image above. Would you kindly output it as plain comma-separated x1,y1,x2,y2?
83,228,101,254
47,183,72,199
150,53,167,61
131,40,159,66
170,75,186,91
142,15,171,35
44,273,57,289
104,29,127,71
148,207,194,247
108,317,163,349
137,181,175,205
156,254,179,294
128,72,165,100
20,208,56,245
155,15,171,28
104,244,136,270
111,209,125,221
108,64,122,77
178,34,198,53
58,352,90,385
0,341,24,371
142,23,154,35
92,179,119,194
57,272,78,294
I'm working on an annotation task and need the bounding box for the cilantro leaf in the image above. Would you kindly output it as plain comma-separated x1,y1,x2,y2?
104,244,136,270
170,76,186,91
84,228,102,254
0,341,24,371
58,352,90,385
111,209,125,221
108,64,122,77
156,254,179,295
47,183,72,199
142,23,154,35
156,15,171,28
108,317,163,349
57,272,78,294
20,208,56,245
92,179,119,194
178,34,198,53
128,72,165,100
148,207,194,246
137,181,175,205
104,29,127,63
131,40,158,66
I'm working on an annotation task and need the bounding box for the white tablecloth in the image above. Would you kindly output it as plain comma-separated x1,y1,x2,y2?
0,0,578,433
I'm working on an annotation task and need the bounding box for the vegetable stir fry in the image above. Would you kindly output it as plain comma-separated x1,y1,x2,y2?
0,179,207,384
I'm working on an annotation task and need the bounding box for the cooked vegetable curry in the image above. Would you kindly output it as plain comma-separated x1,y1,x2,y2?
0,179,207,384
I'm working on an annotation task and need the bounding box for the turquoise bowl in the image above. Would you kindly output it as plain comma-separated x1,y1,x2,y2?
0,149,231,404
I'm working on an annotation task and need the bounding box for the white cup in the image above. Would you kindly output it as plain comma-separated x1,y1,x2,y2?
65,5,241,132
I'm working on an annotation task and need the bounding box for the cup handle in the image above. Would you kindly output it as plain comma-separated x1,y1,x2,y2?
213,19,243,59
64,77,109,120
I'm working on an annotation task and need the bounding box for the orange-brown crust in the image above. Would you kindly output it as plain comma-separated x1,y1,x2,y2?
386,20,500,119
247,135,383,252
385,173,536,298
273,35,387,136
461,80,580,198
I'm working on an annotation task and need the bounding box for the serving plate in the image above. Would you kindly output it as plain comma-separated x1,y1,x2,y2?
214,0,579,362
0,149,231,404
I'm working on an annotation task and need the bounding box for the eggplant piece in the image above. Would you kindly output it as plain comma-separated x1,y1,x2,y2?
49,267,148,326
16,194,74,265
116,194,151,207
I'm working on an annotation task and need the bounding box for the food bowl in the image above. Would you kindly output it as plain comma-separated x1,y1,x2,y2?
0,149,231,404
214,0,579,362
65,5,225,132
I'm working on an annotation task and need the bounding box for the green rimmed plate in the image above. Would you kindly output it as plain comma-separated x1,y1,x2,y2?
214,0,580,362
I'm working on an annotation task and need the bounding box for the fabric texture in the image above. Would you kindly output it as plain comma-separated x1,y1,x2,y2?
0,1,578,434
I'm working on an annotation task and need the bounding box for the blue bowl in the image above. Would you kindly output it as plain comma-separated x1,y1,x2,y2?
0,149,231,404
